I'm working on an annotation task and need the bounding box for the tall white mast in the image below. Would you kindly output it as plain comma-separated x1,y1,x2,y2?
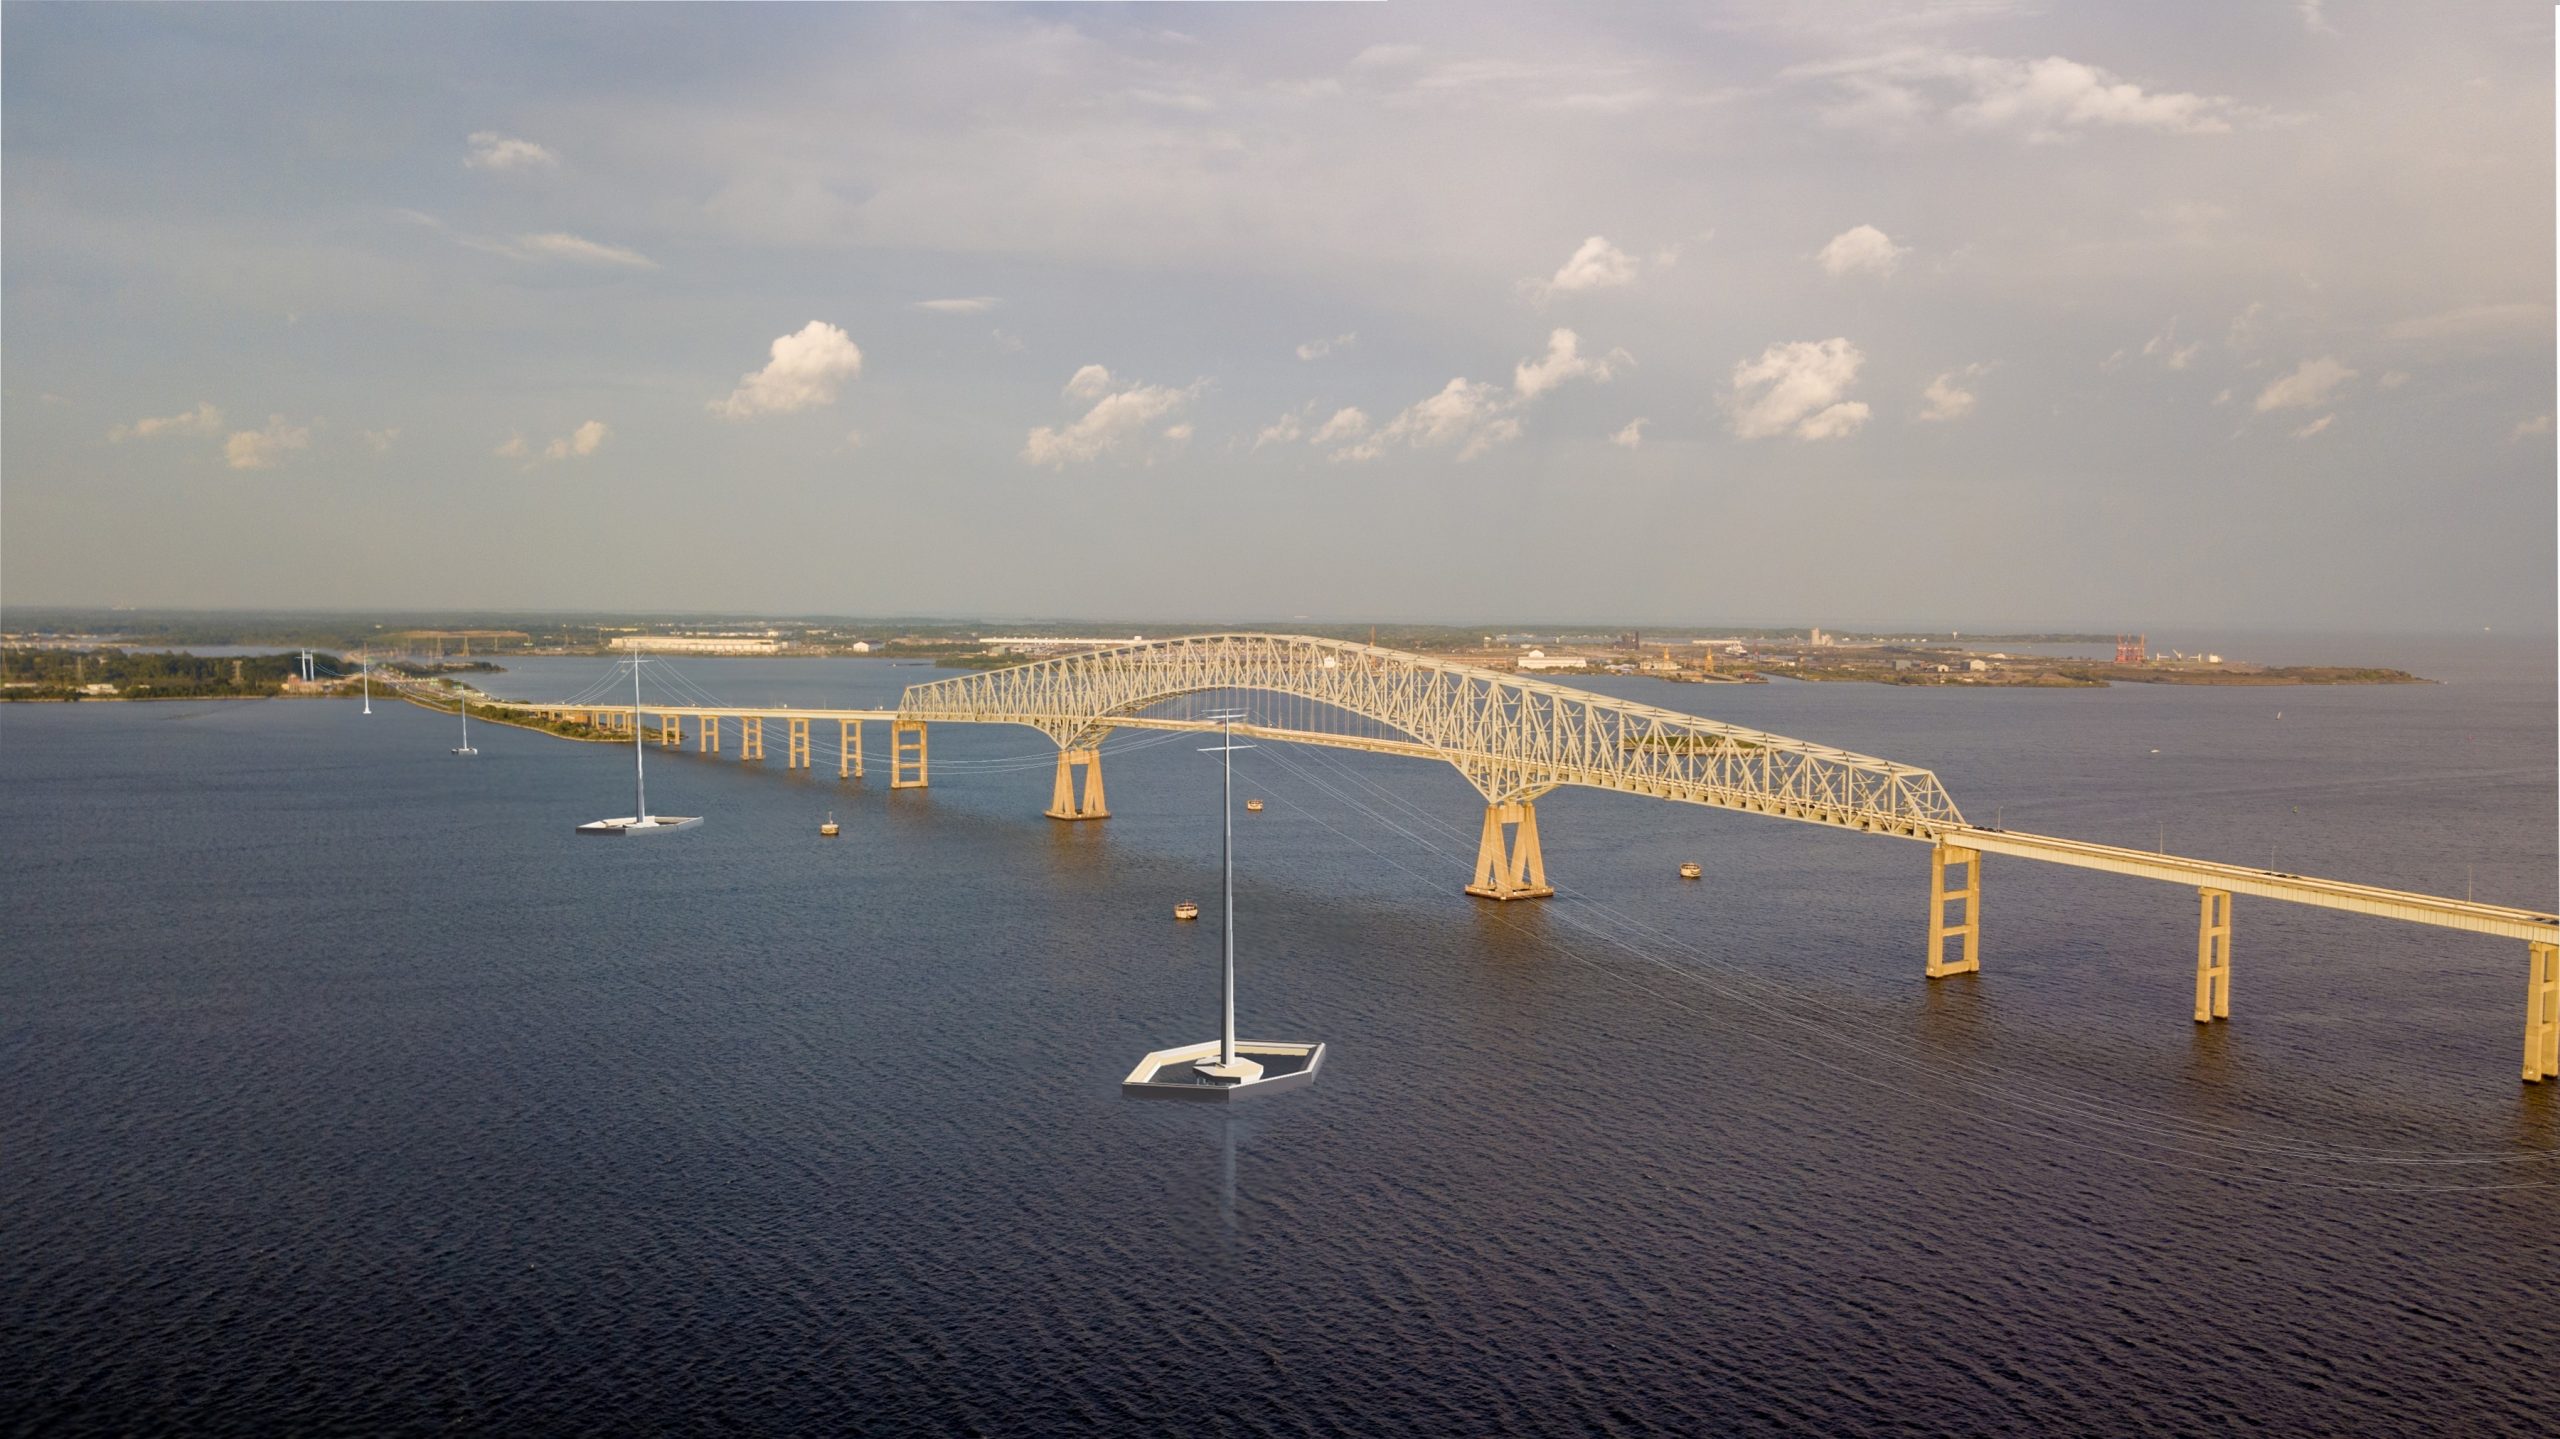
631,653,648,821
1122,701,1318,1099
361,646,371,715
1220,709,1237,1069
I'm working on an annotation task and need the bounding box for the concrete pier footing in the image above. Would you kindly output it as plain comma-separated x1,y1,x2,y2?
2195,888,2233,1022
891,720,928,789
1465,800,1553,900
1045,746,1108,820
1927,842,1981,978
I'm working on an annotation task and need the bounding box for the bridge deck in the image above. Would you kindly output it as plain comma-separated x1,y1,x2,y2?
525,704,902,721
507,699,2557,943
1950,828,2558,943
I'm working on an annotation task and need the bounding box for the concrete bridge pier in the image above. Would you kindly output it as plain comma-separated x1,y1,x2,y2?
1045,746,1108,820
1465,800,1552,900
2528,941,2559,1083
787,717,812,769
839,719,863,779
700,717,720,754
740,718,766,762
2195,888,2233,1022
892,720,929,789
1927,842,1981,978
659,714,681,747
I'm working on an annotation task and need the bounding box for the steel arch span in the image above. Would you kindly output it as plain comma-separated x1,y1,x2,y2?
893,632,1965,836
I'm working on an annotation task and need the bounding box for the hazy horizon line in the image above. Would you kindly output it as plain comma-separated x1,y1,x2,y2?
3,603,2549,642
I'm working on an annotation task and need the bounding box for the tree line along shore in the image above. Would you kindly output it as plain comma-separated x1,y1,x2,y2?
0,649,492,702
3,639,2427,705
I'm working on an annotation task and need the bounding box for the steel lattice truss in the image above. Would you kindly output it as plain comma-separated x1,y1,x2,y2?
897,633,1965,834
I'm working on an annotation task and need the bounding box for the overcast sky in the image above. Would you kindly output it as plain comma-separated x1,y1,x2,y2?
4,1,2551,631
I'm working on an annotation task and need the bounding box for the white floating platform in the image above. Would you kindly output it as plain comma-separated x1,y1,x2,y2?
1121,1040,1324,1101
575,815,703,836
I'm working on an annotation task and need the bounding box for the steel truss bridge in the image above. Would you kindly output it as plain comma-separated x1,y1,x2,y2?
507,632,2560,1084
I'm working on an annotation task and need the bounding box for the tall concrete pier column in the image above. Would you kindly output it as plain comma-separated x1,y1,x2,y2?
839,719,862,779
740,718,765,762
701,717,720,754
1045,746,1109,820
2526,942,2559,1083
2195,888,2233,1022
1927,842,1981,978
891,720,929,789
659,714,681,747
787,717,812,769
1465,800,1552,900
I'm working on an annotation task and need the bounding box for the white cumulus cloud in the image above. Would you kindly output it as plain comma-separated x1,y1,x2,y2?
466,131,558,171
1919,364,1988,422
1817,224,1907,279
1253,406,1308,449
2511,414,2552,441
1729,339,1869,441
545,420,609,460
1258,404,1375,451
1024,372,1204,468
361,428,400,453
913,297,1000,314
2254,356,2356,412
1794,403,1871,440
225,415,312,470
711,321,865,419
1790,49,2255,142
1296,332,1358,361
1610,418,1647,449
109,401,223,443
1541,235,1641,295
1311,407,1370,445
1346,328,1628,462
2292,414,2335,439
1381,378,1522,460
1513,328,1627,399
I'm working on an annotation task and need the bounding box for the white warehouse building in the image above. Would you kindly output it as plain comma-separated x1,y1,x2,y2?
609,635,782,655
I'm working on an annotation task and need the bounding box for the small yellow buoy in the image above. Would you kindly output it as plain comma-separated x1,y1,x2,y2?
1174,901,1201,921
1244,799,1265,812
1678,861,1702,880
820,811,840,837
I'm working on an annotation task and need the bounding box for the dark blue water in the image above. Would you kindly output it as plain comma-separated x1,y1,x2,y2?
5,637,2554,1435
